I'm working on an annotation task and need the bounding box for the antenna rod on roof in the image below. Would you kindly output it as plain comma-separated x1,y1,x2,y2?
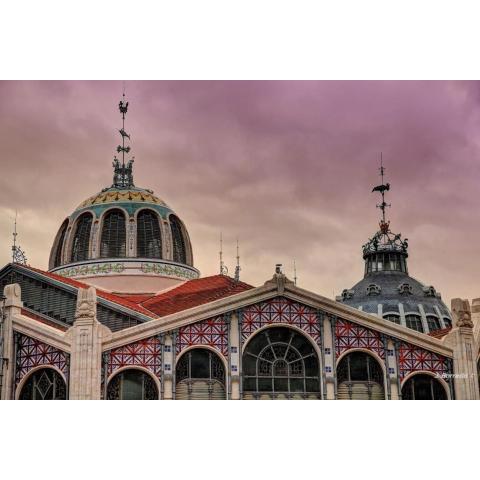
234,238,241,281
293,259,297,286
219,232,228,275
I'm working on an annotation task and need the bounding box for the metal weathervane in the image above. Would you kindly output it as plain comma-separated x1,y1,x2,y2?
12,212,27,265
372,153,391,233
112,86,135,188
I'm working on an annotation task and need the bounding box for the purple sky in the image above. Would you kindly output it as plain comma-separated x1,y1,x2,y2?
1,81,479,305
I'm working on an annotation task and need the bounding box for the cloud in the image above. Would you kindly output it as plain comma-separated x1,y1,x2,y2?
1,80,479,306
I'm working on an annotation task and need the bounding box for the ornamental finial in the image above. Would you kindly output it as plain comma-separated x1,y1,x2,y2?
112,85,135,188
371,153,391,229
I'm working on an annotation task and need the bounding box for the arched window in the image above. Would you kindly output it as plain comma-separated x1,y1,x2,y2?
402,374,447,400
170,215,187,264
19,368,67,400
242,327,321,399
384,314,400,325
337,351,385,400
443,317,452,328
106,369,158,400
100,209,126,258
405,314,423,332
53,219,69,268
426,315,441,331
176,348,226,400
137,210,162,258
70,213,93,263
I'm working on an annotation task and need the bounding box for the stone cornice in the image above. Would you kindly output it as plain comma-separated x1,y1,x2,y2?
103,281,454,357
12,314,71,353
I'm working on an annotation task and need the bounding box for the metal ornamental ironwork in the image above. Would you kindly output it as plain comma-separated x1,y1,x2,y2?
176,316,228,357
15,333,69,387
241,297,321,345
397,342,451,380
335,318,385,359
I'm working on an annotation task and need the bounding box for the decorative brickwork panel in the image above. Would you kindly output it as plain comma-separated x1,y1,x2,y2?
398,342,451,380
241,297,321,345
15,333,69,386
176,316,228,357
107,336,162,379
335,319,385,359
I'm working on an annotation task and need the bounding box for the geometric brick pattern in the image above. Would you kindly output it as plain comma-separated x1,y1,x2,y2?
241,296,321,345
107,336,162,379
177,316,228,357
397,342,451,381
15,333,69,386
335,319,385,359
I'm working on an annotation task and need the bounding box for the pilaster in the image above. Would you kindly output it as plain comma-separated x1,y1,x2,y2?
68,286,110,400
229,311,241,400
323,314,336,400
0,284,22,400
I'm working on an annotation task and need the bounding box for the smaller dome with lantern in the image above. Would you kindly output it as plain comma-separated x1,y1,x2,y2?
338,160,452,334
48,94,199,294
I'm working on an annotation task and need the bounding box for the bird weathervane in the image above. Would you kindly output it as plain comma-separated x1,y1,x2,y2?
371,153,391,233
112,87,135,188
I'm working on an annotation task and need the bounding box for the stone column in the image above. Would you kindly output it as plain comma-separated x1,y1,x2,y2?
229,312,241,400
163,332,174,399
323,315,336,400
0,284,22,400
449,299,479,400
68,286,109,400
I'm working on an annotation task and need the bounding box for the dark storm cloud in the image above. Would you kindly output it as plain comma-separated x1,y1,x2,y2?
1,80,479,304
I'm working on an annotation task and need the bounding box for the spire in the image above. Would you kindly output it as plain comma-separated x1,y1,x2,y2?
112,86,135,188
372,152,391,234
234,238,241,281
219,233,228,275
11,212,27,265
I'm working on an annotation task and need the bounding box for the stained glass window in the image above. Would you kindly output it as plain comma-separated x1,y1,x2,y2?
242,327,321,399
71,213,93,263
402,374,447,400
170,215,187,264
176,348,225,400
106,369,158,400
53,219,69,268
100,209,126,258
19,368,67,400
137,210,162,258
337,351,385,400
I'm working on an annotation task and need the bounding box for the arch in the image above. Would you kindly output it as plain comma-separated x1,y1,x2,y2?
106,368,159,400
70,212,93,263
242,326,321,399
136,208,162,259
17,366,67,400
175,347,226,400
169,214,188,265
100,208,127,258
401,372,449,400
51,218,69,268
336,349,386,400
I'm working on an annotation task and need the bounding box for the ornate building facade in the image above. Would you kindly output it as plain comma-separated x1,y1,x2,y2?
0,97,479,400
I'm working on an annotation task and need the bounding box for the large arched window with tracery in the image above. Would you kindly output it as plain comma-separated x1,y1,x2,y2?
170,215,187,264
70,213,93,263
242,327,321,399
53,219,69,267
337,351,385,399
19,368,67,400
137,209,162,258
401,374,447,400
176,348,226,399
106,369,158,400
100,209,126,258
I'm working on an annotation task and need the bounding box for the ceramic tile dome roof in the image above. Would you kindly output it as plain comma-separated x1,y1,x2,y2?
76,187,168,210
